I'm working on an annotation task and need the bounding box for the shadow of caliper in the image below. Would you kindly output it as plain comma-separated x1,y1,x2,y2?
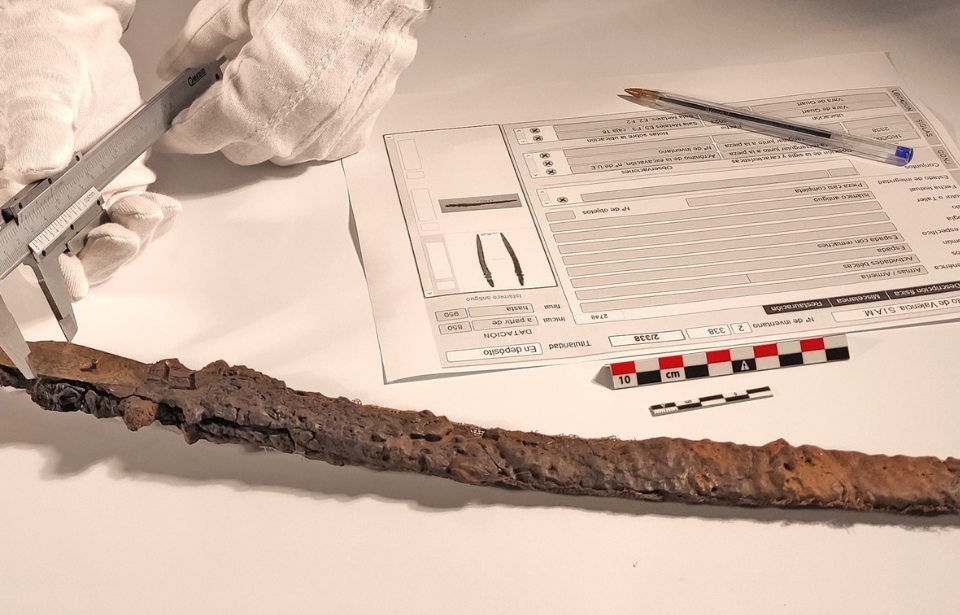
0,59,224,379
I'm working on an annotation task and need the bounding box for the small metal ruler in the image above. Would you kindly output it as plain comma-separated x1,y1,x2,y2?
649,386,774,417
0,59,223,379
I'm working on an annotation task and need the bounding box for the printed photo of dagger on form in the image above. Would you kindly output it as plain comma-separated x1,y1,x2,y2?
475,232,524,288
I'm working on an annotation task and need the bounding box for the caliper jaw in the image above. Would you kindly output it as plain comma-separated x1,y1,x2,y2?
0,175,105,379
26,253,79,342
0,59,226,380
25,191,109,343
0,295,35,379
0,180,50,379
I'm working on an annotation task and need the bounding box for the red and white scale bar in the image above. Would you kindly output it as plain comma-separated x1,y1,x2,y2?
607,334,849,390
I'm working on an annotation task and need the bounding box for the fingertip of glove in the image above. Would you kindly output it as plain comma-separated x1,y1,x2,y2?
85,223,141,254
81,224,142,286
223,144,274,166
8,139,76,185
156,62,179,82
107,193,180,245
6,104,77,184
144,192,184,217
156,46,183,81
58,253,89,302
158,111,218,155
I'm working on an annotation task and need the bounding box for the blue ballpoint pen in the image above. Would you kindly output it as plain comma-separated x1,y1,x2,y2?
625,88,914,166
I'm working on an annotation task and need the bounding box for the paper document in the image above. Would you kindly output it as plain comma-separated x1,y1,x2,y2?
345,54,960,382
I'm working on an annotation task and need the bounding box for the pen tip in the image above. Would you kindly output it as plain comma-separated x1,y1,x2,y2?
624,88,659,101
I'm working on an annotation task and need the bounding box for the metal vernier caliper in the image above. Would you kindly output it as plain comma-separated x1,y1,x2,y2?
0,60,223,379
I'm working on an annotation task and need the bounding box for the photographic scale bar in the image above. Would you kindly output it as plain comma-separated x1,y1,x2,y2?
650,386,774,417
606,334,849,390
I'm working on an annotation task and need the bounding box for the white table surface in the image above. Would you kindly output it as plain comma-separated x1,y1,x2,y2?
2,1,959,612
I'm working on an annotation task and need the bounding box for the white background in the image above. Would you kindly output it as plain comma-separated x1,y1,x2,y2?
1,1,958,613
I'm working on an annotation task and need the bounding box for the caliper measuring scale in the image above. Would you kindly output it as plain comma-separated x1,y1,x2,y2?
0,59,224,379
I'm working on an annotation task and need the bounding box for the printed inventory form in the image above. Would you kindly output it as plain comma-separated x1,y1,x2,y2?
344,54,960,382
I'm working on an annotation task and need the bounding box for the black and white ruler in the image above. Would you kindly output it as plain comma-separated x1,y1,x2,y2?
649,386,774,417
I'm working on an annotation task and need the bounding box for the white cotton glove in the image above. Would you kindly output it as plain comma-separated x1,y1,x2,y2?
157,0,432,165
0,0,182,301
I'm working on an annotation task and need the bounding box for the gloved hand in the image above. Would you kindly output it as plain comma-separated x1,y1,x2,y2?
0,0,181,301
157,0,431,165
